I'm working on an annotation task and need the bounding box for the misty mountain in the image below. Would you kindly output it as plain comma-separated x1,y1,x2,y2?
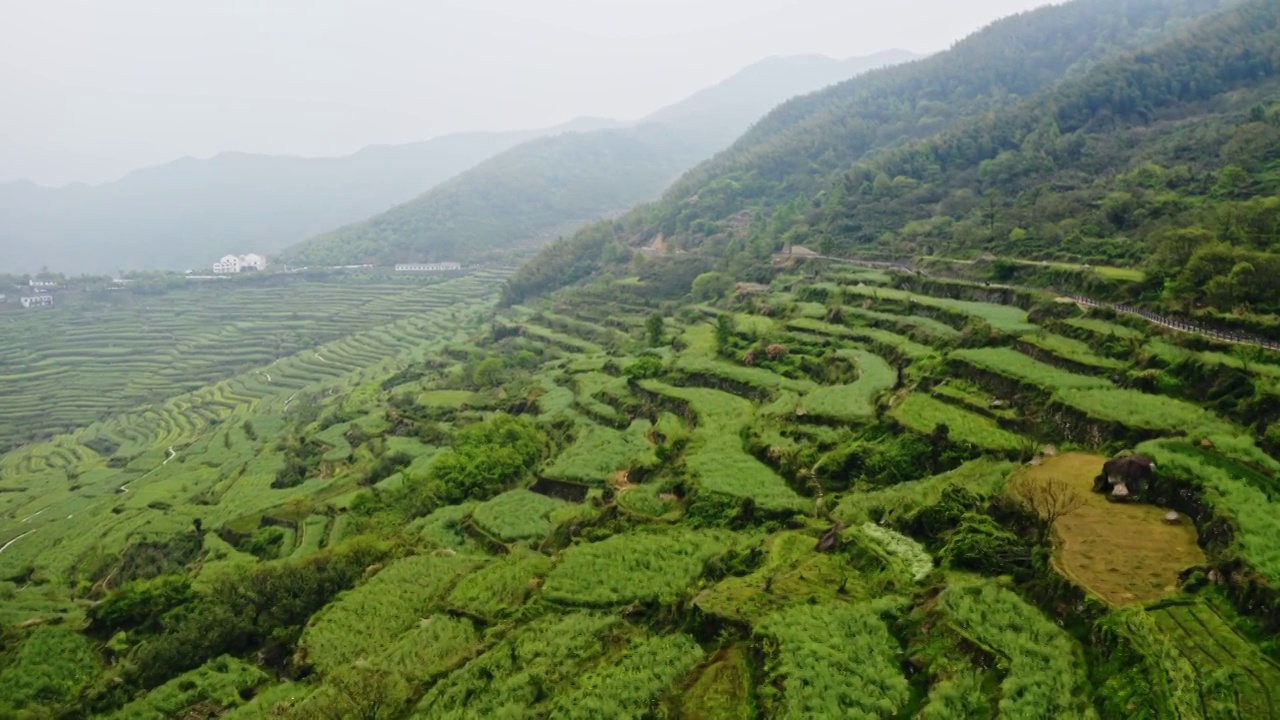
0,117,619,275
277,50,918,268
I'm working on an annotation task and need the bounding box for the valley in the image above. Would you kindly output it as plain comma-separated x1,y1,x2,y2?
3,0,1280,717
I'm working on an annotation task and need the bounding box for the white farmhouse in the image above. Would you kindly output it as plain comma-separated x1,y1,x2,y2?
395,262,462,273
212,255,241,274
21,295,54,309
241,253,267,271
212,253,268,274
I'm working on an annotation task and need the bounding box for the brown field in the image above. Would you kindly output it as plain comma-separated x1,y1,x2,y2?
1017,452,1205,606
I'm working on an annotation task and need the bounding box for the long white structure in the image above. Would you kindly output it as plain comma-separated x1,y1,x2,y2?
395,262,461,272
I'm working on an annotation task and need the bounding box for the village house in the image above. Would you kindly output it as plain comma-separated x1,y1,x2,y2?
395,262,462,272
21,295,54,309
212,253,268,274
28,278,58,288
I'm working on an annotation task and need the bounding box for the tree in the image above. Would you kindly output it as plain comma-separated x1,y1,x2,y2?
691,271,733,301
645,313,665,347
1008,474,1086,534
471,357,506,388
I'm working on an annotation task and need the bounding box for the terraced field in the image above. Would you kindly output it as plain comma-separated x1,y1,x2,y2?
1151,602,1280,719
0,269,510,583
0,270,511,450
7,260,1280,720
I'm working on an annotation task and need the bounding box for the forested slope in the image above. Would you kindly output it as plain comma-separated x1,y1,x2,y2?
278,51,915,268
501,0,1269,315
809,0,1280,315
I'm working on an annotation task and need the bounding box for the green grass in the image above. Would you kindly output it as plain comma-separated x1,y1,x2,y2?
835,458,1014,524
405,502,478,551
542,420,651,485
845,306,962,340
1139,438,1280,584
1056,389,1229,434
787,318,934,359
951,347,1113,391
639,381,804,514
471,489,567,542
1019,331,1124,370
104,656,267,720
416,389,477,408
800,348,895,422
446,547,553,620
676,325,817,394
548,634,706,720
412,613,623,719
1064,317,1144,340
543,529,729,606
371,614,482,685
1149,601,1280,718
616,483,680,519
940,580,1094,719
756,601,910,719
696,531,861,622
842,284,1037,332
0,625,99,714
889,394,1023,452
299,553,483,673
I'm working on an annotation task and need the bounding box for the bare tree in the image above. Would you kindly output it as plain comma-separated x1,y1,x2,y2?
1008,475,1086,532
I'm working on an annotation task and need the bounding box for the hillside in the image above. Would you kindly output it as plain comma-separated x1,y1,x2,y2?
13,2,1280,719
0,118,617,275
504,0,1234,304
7,256,1280,718
277,51,916,268
809,0,1280,319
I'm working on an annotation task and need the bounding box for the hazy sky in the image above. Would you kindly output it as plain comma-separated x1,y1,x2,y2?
0,0,1052,186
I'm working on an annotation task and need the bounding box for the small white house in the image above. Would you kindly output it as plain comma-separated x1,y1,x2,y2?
212,255,241,274
21,295,54,309
212,253,268,274
28,278,57,288
395,262,462,273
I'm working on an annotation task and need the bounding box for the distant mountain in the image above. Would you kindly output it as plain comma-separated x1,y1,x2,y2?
277,50,918,268
0,117,619,275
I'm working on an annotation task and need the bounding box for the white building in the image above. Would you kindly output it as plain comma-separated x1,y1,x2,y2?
28,278,57,288
21,295,54,309
395,262,462,273
212,253,268,274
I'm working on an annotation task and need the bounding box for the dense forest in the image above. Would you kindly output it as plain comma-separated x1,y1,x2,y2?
278,52,915,268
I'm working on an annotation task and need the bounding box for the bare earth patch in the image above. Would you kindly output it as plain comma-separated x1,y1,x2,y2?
1018,452,1205,606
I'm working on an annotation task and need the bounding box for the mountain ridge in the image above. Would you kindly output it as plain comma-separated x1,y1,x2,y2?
278,50,919,268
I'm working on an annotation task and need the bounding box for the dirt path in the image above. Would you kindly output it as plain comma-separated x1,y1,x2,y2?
0,530,35,555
